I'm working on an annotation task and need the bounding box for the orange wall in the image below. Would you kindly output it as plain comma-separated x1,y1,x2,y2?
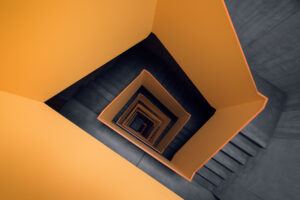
0,0,268,184
0,91,181,200
153,0,260,109
0,0,157,102
172,98,266,178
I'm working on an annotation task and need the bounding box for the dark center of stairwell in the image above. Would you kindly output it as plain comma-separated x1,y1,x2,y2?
45,32,216,160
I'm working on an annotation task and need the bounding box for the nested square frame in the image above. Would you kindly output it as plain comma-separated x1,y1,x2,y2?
122,104,161,137
117,93,171,145
119,103,162,146
98,70,190,153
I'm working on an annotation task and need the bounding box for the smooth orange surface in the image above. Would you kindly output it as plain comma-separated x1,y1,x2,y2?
153,0,261,109
0,91,181,200
0,0,157,102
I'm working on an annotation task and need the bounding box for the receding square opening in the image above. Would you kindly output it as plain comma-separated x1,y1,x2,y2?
129,111,154,137
98,70,191,154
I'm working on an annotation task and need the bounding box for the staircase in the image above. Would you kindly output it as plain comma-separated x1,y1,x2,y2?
47,33,215,161
192,132,263,198
46,33,277,200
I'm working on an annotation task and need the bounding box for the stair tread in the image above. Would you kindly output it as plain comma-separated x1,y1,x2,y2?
221,142,249,165
213,151,240,173
94,75,122,96
103,62,140,86
167,143,181,151
205,159,232,180
170,137,184,148
179,127,194,138
60,99,99,126
231,133,260,156
87,81,115,102
74,87,109,115
162,76,186,104
197,167,223,186
192,173,215,192
162,146,176,160
242,124,268,148
175,131,189,142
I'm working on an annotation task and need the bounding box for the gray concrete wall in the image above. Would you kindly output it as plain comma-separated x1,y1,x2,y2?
217,94,300,200
225,0,300,96
241,72,286,147
275,93,300,139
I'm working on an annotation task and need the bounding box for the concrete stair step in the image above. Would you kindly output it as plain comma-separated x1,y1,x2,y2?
192,173,216,192
205,159,233,180
212,151,241,173
197,167,223,187
94,74,122,96
87,81,115,102
221,142,249,165
74,87,109,115
231,133,260,156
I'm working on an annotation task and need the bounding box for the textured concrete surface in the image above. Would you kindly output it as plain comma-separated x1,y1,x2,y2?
225,0,300,96
218,136,300,200
241,72,286,147
219,1,300,199
275,93,300,139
